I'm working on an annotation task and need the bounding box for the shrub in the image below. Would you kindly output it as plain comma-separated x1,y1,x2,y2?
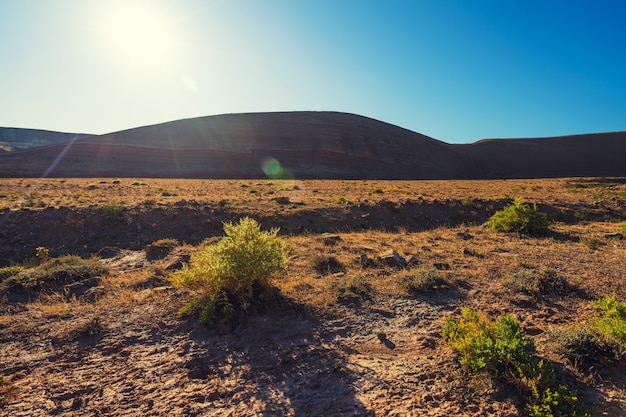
312,254,345,275
441,308,535,375
591,294,626,342
329,274,372,301
442,308,589,416
0,265,25,283
102,203,124,220
579,236,600,250
397,267,447,293
173,217,288,326
1,255,108,293
151,238,179,247
549,324,623,366
485,198,550,234
503,268,568,299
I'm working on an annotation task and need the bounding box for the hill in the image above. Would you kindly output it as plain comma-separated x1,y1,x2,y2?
0,127,91,153
0,112,625,179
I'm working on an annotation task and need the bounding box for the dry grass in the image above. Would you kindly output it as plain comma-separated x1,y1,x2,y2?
1,178,626,415
2,177,626,211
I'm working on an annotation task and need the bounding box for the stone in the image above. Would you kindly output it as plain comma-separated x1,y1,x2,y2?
64,277,101,299
378,249,407,267
80,286,105,302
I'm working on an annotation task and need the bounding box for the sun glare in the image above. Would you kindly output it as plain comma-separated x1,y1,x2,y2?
101,2,178,71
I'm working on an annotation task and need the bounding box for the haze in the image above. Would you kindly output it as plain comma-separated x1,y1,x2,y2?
1,0,625,143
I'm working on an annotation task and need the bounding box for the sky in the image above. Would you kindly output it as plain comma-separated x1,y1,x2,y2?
1,0,625,144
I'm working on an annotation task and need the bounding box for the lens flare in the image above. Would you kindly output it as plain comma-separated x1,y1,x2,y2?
262,157,284,179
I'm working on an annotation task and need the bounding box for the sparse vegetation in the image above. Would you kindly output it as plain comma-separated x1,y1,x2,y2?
151,238,179,247
579,236,600,250
502,267,568,300
102,202,125,219
329,274,373,301
0,255,108,294
173,217,288,326
396,267,448,293
312,254,345,275
442,308,589,416
548,295,626,367
485,198,550,234
0,376,17,406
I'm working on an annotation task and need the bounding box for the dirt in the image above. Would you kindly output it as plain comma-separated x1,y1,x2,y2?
1,179,626,416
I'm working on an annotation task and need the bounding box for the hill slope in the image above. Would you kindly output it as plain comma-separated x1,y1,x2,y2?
0,127,91,153
0,112,625,179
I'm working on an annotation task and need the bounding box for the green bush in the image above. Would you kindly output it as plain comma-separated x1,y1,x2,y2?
442,308,535,375
397,267,448,293
485,198,550,234
442,308,589,416
173,217,288,326
591,294,626,342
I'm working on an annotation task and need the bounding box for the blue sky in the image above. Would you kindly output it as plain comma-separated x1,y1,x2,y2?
1,0,625,143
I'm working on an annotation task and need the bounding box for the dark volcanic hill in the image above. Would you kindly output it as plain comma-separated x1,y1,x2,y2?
0,112,625,179
0,128,91,153
0,112,479,179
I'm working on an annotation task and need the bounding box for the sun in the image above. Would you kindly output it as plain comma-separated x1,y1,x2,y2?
100,2,178,71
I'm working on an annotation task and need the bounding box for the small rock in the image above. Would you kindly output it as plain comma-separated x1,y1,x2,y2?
359,254,375,268
457,230,473,240
376,332,387,342
320,233,341,245
80,286,105,302
144,244,175,260
64,277,100,299
605,232,624,240
378,249,407,267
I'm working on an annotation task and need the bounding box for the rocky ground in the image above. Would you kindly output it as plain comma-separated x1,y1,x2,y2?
1,178,626,416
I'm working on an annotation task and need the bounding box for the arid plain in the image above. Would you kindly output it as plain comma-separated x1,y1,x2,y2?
1,177,626,416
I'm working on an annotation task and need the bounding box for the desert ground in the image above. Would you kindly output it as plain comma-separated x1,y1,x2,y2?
1,177,626,416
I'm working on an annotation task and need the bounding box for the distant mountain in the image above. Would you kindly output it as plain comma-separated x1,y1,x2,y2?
0,112,624,179
0,127,91,153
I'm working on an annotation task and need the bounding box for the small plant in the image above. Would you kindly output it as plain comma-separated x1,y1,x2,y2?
579,236,600,250
330,274,373,301
0,376,17,406
619,222,626,234
131,180,144,186
172,217,288,326
151,238,179,247
0,265,25,283
503,268,568,299
442,308,589,416
549,324,623,366
442,308,535,375
112,178,121,184
460,198,474,208
372,188,384,194
36,246,50,264
1,255,108,294
485,198,550,234
68,316,104,339
87,183,97,190
102,203,124,220
312,254,345,275
591,294,626,342
397,267,447,293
